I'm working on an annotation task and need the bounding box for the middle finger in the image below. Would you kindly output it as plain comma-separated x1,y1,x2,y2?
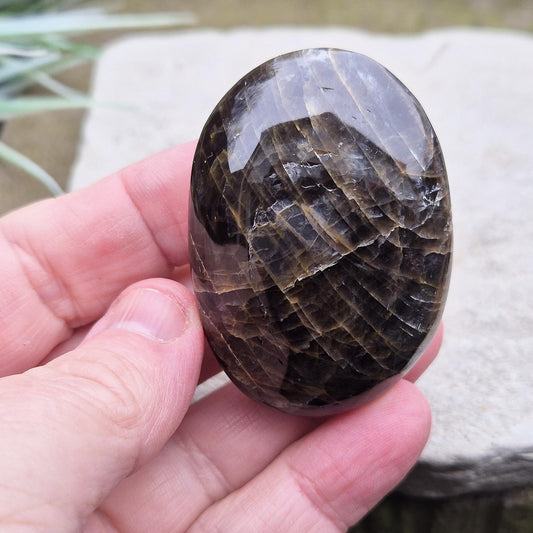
94,383,319,531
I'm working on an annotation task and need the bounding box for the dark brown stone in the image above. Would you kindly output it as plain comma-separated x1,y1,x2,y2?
189,48,452,415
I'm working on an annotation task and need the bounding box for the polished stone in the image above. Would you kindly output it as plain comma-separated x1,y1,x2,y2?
188,48,452,415
70,27,533,495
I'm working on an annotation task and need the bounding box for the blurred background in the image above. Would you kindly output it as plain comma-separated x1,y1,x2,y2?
1,0,532,213
1,2,532,532
126,0,533,30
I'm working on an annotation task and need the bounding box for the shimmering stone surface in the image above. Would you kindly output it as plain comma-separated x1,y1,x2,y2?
189,48,452,415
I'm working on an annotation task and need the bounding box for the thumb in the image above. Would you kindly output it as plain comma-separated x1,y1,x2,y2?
0,279,204,531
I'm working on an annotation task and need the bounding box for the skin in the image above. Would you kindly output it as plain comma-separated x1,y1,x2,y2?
0,141,441,532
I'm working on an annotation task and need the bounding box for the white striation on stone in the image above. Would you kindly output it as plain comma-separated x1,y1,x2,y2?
69,28,533,498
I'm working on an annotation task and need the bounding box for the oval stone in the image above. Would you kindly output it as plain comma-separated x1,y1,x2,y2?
189,48,452,415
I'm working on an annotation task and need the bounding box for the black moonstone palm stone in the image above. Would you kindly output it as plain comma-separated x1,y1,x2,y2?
189,48,452,415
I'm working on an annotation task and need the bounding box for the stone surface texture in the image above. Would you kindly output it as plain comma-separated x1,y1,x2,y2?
189,48,452,415
69,28,533,496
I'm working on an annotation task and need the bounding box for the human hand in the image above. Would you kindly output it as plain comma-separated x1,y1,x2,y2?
0,142,441,532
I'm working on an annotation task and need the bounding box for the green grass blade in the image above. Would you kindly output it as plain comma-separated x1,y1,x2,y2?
0,96,93,118
0,12,195,38
0,42,49,56
26,70,86,98
0,52,60,84
37,35,99,58
0,1,97,14
0,55,88,97
0,140,63,196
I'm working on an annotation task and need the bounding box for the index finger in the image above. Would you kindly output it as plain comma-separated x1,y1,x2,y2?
0,141,196,376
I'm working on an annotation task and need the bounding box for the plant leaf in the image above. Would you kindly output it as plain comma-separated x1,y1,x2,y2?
0,140,63,196
0,54,88,97
0,12,195,38
0,43,49,56
26,70,86,98
0,52,60,83
0,95,93,118
37,34,99,58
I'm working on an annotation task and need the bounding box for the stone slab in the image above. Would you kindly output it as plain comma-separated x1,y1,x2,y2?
69,27,533,497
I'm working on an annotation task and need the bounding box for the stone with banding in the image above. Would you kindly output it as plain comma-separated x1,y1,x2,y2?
188,48,452,415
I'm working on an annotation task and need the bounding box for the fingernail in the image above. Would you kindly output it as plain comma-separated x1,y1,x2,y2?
96,288,189,342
